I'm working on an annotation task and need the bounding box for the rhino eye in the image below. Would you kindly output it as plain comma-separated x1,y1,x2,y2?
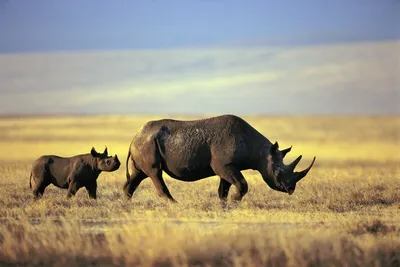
106,160,112,166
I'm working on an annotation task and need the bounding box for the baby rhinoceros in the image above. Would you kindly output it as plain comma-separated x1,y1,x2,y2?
29,147,120,199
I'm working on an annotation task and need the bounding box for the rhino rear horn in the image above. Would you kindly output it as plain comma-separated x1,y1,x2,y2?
288,155,302,172
104,146,108,155
280,146,292,158
295,157,316,182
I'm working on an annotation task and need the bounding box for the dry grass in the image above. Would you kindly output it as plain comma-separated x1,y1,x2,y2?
0,115,399,266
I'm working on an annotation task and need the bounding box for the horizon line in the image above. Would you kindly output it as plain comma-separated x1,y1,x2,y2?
1,37,399,55
0,112,398,119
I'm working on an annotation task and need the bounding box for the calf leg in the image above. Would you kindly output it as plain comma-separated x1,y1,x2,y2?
85,181,97,199
67,180,81,198
123,168,148,199
32,180,50,200
213,165,248,202
31,168,50,199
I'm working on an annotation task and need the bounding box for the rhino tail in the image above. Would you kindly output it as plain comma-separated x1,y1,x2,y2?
29,172,32,189
154,130,169,159
126,149,131,180
154,136,167,160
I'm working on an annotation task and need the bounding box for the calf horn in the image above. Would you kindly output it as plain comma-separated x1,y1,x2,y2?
295,157,316,182
288,155,302,172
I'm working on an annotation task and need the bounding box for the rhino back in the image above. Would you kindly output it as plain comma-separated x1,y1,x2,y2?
44,156,74,185
131,115,269,178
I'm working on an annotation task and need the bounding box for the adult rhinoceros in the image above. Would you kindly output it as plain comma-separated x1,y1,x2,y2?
123,114,315,202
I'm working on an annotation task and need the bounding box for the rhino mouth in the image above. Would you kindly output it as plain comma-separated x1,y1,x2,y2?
280,182,294,195
113,162,121,170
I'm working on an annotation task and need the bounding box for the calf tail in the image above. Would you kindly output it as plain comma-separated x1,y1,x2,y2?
29,172,32,189
126,150,131,180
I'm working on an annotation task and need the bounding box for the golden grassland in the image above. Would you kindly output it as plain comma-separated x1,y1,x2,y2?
0,115,399,266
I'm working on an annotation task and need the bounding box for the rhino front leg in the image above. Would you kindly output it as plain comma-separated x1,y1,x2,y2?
85,181,97,199
213,165,248,202
218,178,232,201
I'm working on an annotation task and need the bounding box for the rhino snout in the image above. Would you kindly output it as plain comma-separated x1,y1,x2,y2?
113,155,121,169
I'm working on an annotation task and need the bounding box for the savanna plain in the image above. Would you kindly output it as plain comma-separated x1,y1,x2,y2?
0,115,399,267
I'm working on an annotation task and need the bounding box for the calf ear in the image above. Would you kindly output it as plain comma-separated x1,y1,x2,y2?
91,147,98,157
269,141,279,155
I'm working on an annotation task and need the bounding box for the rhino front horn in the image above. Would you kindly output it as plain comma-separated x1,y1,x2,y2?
295,156,316,182
288,155,302,172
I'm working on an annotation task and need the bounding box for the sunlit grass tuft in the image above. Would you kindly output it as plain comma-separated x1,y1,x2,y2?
0,115,399,266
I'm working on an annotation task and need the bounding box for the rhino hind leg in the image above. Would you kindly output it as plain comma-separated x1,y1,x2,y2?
123,168,148,199
214,165,248,202
148,169,176,202
139,137,176,202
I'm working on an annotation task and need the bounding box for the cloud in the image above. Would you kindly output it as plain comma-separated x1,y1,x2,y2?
0,40,398,115
70,70,283,105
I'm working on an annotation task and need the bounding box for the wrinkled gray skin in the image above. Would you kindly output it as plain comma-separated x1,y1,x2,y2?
124,114,316,202
30,147,120,199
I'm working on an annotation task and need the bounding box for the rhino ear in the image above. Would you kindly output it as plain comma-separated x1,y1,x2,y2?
104,146,108,156
91,147,98,157
269,141,279,155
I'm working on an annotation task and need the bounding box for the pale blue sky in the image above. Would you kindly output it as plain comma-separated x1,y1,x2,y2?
0,0,398,115
0,0,398,52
